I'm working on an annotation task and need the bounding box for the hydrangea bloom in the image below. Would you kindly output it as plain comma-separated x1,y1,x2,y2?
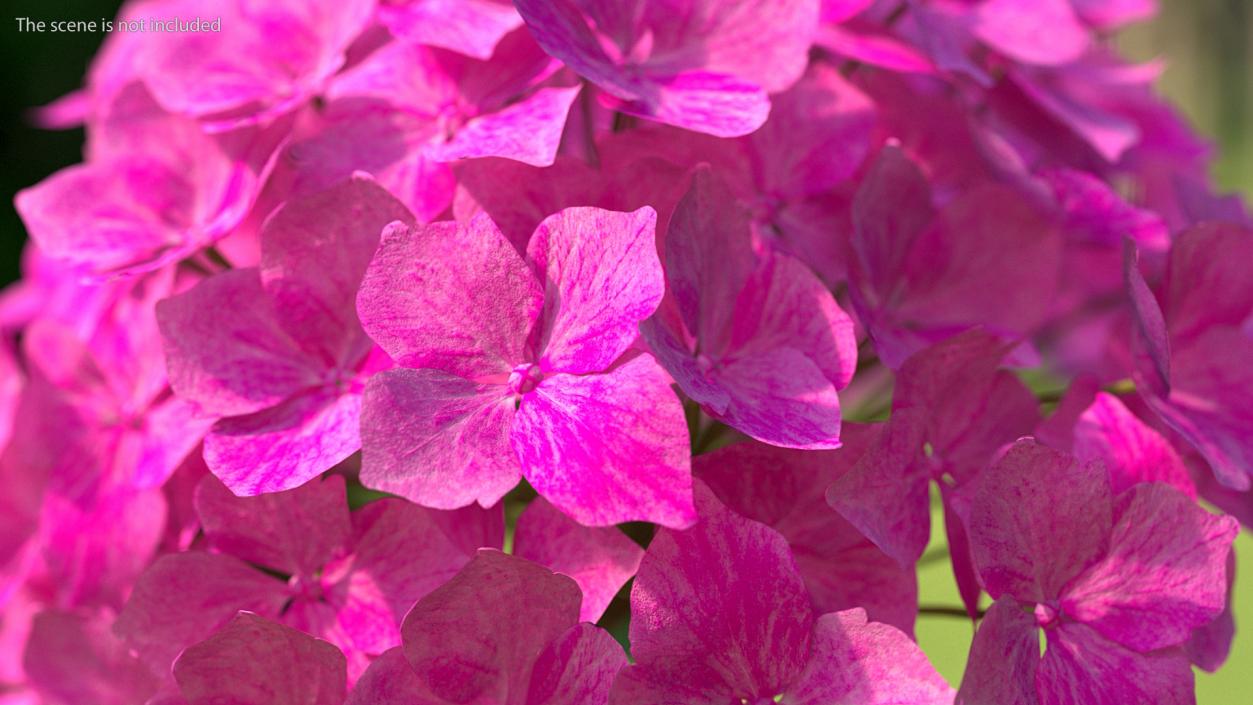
356,206,694,527
3,0,1249,703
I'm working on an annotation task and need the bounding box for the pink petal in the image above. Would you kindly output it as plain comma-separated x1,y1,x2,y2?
955,596,1040,705
514,497,643,622
1061,483,1237,652
400,550,581,702
969,440,1112,603
360,368,519,509
431,86,581,167
608,70,772,138
1071,0,1157,29
697,429,918,633
526,206,663,374
357,218,543,378
379,0,522,59
24,610,159,705
785,609,953,705
259,176,417,366
711,347,844,448
114,553,291,675
204,390,364,495
1071,392,1195,496
973,0,1090,66
157,268,321,417
512,355,694,528
345,648,430,705
525,623,627,705
616,482,814,700
1036,622,1194,705
173,612,346,705
193,474,351,578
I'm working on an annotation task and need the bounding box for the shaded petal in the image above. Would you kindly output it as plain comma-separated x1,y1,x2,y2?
379,0,521,59
527,207,663,374
1071,392,1195,496
23,609,158,705
513,355,694,528
358,217,542,377
193,474,351,578
954,597,1040,705
346,647,434,705
173,612,346,705
1061,484,1237,652
623,482,814,700
525,623,627,705
514,497,643,622
157,268,321,417
360,368,520,509
608,70,771,138
785,609,953,705
400,550,581,703
712,348,843,449
1036,622,1193,705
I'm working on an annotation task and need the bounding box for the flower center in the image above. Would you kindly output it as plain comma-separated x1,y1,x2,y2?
1034,602,1059,628
508,363,544,396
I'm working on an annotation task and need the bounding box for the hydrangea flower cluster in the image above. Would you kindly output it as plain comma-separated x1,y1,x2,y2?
3,1,1248,704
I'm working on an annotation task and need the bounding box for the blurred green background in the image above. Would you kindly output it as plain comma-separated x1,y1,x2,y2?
1,1,1250,701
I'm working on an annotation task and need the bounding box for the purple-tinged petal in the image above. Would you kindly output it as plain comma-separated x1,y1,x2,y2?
259,176,417,367
1071,392,1195,497
1039,168,1169,250
512,355,694,528
1185,549,1235,671
430,86,581,167
400,550,581,703
527,207,662,374
697,428,917,633
1071,0,1157,29
1061,484,1237,652
157,268,320,417
1036,622,1194,705
194,474,351,578
525,623,626,705
379,0,522,59
174,612,346,705
955,597,1040,705
360,368,519,509
622,482,814,700
358,218,542,377
514,497,643,622
785,609,953,705
114,553,290,675
973,0,1089,66
607,71,772,138
969,439,1112,603
24,610,159,705
710,348,844,449
204,390,364,495
827,413,932,566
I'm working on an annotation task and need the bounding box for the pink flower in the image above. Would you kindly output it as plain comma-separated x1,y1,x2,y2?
609,481,952,704
348,550,626,705
643,166,857,449
377,0,522,60
156,177,412,494
356,206,694,527
514,0,820,137
957,439,1237,705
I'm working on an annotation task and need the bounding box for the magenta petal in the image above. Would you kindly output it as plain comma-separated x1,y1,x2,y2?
360,368,519,509
358,217,542,377
345,648,430,705
1036,622,1194,705
194,474,351,578
114,553,290,674
512,355,694,528
380,0,522,59
259,176,416,365
400,550,581,703
698,430,918,633
527,207,663,374
514,497,643,622
174,612,346,705
611,71,772,138
1071,392,1195,496
973,0,1089,66
712,347,844,448
525,623,627,705
624,482,814,699
1061,484,1237,652
23,609,158,705
157,268,320,417
785,609,953,705
955,596,1040,705
431,86,582,167
969,440,1112,603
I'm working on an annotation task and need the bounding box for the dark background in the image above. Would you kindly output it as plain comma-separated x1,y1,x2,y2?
1,0,122,284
